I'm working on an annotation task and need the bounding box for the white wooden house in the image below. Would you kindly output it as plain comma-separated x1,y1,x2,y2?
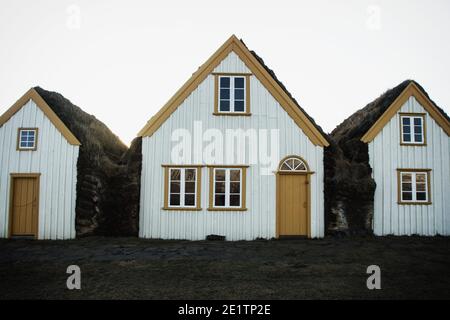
0,88,80,239
359,81,450,235
137,35,329,240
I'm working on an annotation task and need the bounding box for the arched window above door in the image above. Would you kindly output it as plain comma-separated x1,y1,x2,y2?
279,156,309,172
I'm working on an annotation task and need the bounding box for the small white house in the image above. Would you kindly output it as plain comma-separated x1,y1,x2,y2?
360,81,450,235
0,88,80,239
137,35,329,240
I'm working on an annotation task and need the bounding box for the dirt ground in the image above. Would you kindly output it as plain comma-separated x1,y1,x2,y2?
0,236,449,299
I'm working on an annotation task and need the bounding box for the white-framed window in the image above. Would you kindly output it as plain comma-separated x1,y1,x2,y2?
212,168,243,208
168,167,198,208
18,128,38,150
218,76,246,113
398,170,430,204
400,114,425,145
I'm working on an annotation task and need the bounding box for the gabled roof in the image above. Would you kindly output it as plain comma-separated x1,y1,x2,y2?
137,35,329,147
0,88,81,145
331,80,450,144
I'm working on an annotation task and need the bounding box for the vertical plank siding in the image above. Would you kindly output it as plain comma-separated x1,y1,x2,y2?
140,52,325,240
369,96,450,235
0,99,79,239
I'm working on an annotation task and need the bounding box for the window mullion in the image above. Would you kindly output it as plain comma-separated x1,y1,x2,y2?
412,173,417,202
180,169,185,207
230,77,235,112
239,168,242,207
225,169,230,207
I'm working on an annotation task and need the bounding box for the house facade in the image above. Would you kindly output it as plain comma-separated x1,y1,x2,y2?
361,81,450,235
137,36,329,240
0,89,80,239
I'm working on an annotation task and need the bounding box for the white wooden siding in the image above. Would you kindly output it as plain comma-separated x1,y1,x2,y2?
0,99,79,239
140,51,325,240
369,96,450,235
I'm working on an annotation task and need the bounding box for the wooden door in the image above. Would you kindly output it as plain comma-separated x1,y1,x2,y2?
277,173,309,236
9,175,39,238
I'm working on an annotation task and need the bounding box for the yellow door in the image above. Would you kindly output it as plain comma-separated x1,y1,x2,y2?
277,173,309,236
10,176,39,237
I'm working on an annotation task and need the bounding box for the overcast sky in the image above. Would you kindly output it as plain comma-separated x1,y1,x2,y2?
1,0,449,145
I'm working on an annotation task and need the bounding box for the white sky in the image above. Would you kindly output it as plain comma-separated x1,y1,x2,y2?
1,0,449,145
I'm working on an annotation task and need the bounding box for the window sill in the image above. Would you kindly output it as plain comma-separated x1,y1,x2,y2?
162,207,202,211
400,143,427,146
397,202,432,205
213,112,251,117
207,207,247,212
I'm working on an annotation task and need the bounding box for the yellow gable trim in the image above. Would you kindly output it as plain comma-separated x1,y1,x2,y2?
361,83,450,143
0,88,81,146
137,35,329,147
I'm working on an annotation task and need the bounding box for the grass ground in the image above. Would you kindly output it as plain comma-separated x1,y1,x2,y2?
0,236,449,299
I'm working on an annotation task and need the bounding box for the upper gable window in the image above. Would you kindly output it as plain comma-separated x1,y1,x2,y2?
400,113,426,145
17,128,38,151
214,74,250,115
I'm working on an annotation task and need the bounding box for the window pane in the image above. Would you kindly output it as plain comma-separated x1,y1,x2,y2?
171,169,181,180
185,169,196,181
230,195,240,207
414,134,422,142
416,174,426,183
230,170,240,181
235,88,244,100
416,183,426,192
414,125,422,134
215,194,225,206
170,194,180,206
234,77,244,88
280,163,291,171
220,100,230,111
416,192,427,201
402,192,412,201
403,134,411,142
185,181,195,193
401,173,412,182
170,182,180,193
215,170,225,181
402,117,410,125
230,182,240,193
185,194,195,206
220,89,230,99
403,125,410,134
215,182,225,193
220,77,230,88
234,100,245,112
401,183,412,191
414,118,422,126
